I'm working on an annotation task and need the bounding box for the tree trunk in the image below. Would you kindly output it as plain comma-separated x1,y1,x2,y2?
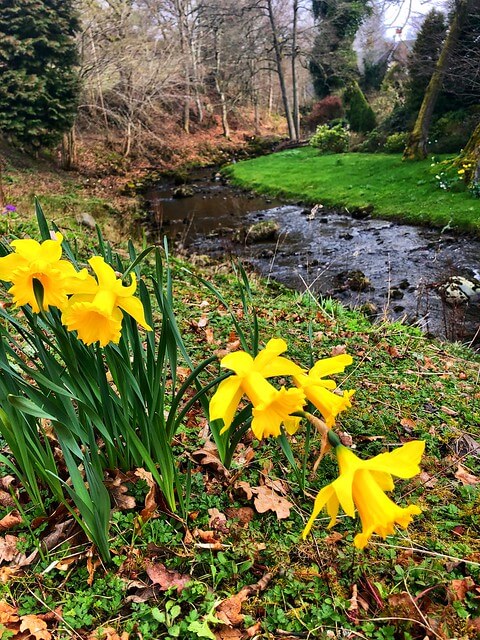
123,120,132,157
266,0,296,140
291,0,300,140
60,126,77,170
455,121,480,185
403,0,469,161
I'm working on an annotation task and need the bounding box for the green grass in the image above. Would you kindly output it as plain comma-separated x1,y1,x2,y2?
224,149,480,234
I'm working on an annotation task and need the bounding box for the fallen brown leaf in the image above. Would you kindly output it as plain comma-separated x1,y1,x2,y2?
234,481,253,500
145,561,190,593
330,344,347,356
0,511,22,532
19,614,52,640
216,589,248,626
105,474,136,510
448,577,475,602
252,486,293,520
134,469,157,522
208,508,228,533
0,600,19,624
215,629,243,640
455,464,480,485
88,626,129,640
0,535,19,563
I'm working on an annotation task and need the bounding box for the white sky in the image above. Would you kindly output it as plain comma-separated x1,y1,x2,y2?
385,0,448,39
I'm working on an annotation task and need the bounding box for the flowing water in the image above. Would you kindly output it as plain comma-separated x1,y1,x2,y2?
142,168,480,345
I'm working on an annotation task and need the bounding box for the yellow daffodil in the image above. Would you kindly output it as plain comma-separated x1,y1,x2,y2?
293,354,354,426
209,338,306,439
303,440,424,548
0,234,83,312
61,256,152,346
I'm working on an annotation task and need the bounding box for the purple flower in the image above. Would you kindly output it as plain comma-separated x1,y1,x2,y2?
4,204,16,212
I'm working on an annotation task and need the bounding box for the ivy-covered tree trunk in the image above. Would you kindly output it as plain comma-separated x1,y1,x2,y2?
403,0,469,161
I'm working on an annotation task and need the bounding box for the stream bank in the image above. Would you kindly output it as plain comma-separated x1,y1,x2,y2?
142,168,480,346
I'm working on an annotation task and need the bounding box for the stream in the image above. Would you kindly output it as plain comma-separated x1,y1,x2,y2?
142,168,480,346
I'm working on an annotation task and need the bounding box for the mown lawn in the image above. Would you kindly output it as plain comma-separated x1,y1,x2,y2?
225,149,480,234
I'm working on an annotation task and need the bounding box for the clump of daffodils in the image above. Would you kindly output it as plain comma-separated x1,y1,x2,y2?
209,338,424,548
0,233,151,346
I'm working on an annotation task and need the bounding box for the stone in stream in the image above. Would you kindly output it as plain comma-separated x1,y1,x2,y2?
244,220,279,244
173,185,195,198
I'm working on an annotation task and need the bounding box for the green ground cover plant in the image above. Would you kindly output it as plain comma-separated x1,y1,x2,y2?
224,149,480,234
0,201,478,640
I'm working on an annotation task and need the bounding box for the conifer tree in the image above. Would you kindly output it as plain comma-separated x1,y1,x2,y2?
0,0,80,150
405,9,447,116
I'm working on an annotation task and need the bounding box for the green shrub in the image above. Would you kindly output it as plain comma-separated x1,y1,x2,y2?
384,132,408,153
353,129,386,153
309,124,349,154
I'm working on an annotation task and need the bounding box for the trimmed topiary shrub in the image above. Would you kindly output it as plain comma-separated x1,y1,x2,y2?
344,82,376,133
309,124,349,154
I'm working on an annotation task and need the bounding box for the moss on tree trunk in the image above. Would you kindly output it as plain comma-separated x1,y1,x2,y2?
403,0,469,161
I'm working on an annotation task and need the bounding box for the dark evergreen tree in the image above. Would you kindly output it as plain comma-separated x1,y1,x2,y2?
310,0,370,98
0,0,80,149
405,9,447,115
344,81,376,133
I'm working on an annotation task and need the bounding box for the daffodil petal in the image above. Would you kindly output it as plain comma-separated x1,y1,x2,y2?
118,294,152,331
310,354,353,378
209,376,243,430
220,350,254,375
302,485,336,537
363,441,425,478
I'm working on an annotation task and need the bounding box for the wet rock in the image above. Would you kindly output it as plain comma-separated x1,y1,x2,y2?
319,216,329,223
245,220,279,244
350,205,373,220
258,249,274,259
389,287,404,300
399,279,410,290
340,232,354,240
393,305,405,313
173,186,195,198
359,302,378,319
436,276,480,305
77,212,96,229
335,270,372,292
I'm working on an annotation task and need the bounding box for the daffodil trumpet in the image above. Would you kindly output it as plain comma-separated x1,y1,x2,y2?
303,440,425,548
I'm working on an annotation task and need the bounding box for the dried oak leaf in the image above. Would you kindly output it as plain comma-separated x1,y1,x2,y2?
234,481,253,500
192,441,229,478
216,589,249,626
0,535,19,563
87,626,129,640
105,475,136,510
0,600,19,624
215,629,243,640
455,464,480,486
208,508,228,532
19,614,52,640
448,577,476,602
330,344,347,356
0,511,22,532
251,486,293,520
145,561,190,593
134,469,157,522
